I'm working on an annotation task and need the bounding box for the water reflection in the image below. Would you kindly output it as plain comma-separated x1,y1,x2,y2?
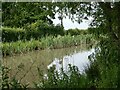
48,48,95,74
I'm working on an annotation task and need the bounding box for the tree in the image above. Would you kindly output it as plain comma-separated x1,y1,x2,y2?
2,1,120,41
53,1,120,41
2,2,55,28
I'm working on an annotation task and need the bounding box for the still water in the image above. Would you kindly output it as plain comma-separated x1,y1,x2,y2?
48,48,94,74
3,44,95,87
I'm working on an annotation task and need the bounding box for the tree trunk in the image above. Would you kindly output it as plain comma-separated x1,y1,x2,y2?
60,9,63,28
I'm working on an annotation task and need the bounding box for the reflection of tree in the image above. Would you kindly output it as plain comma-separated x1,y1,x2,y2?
63,56,70,71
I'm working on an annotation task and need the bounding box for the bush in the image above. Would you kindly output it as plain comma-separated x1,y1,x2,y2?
65,28,88,35
85,38,119,88
2,27,26,42
2,22,64,42
35,64,91,88
2,66,28,89
25,20,64,38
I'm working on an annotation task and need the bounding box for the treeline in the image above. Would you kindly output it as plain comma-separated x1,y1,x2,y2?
2,26,63,42
2,26,91,42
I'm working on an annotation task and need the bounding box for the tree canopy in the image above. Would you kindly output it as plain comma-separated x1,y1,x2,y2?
2,2,55,27
2,1,120,41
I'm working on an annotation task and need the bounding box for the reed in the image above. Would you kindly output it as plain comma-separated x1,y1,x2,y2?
2,34,96,57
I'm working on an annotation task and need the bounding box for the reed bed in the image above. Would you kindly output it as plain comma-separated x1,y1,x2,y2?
2,34,96,57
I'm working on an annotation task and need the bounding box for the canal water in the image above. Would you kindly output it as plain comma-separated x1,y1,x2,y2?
3,44,95,87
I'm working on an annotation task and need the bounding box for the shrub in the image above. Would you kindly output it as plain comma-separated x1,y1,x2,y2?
2,27,26,42
2,66,28,89
85,38,119,88
35,64,91,88
65,28,88,35
2,23,65,42
25,20,64,37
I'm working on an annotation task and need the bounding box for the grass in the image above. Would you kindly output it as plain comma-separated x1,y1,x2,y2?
2,34,96,57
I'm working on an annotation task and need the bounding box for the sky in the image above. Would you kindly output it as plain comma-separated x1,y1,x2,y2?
52,13,92,30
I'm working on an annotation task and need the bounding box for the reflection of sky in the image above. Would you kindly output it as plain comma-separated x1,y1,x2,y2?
52,13,93,30
47,48,95,73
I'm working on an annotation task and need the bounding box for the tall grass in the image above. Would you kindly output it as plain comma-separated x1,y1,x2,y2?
2,34,96,56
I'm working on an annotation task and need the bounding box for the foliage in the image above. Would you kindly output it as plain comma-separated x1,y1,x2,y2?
34,37,119,88
2,66,28,89
85,37,119,88
35,64,91,88
96,39,119,88
65,28,88,35
2,34,96,56
25,20,64,37
2,2,120,41
2,26,94,43
2,2,55,28
2,24,64,42
2,1,120,89
2,27,26,42
52,2,120,41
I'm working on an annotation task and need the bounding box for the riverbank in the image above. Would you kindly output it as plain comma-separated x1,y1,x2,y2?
2,34,96,57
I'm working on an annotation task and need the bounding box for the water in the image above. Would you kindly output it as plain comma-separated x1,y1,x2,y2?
3,44,94,87
48,48,94,74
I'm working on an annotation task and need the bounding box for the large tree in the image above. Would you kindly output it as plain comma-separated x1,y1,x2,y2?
52,1,120,40
2,2,55,28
